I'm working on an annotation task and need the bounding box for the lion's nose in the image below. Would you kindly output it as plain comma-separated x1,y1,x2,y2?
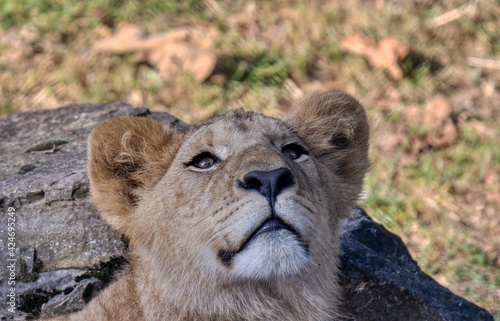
239,168,294,207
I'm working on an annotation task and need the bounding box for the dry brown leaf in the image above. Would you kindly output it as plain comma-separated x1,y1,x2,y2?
427,119,459,148
93,24,145,53
484,169,498,187
129,26,219,52
377,131,406,155
93,24,219,83
423,95,459,147
407,137,428,155
402,95,458,151
127,90,144,106
423,95,451,129
149,44,217,83
404,104,424,121
340,34,375,55
341,34,409,79
94,25,219,53
372,85,401,110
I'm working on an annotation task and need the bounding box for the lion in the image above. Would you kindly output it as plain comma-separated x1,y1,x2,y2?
41,91,369,321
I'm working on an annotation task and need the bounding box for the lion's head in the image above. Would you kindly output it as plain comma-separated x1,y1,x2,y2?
87,91,369,320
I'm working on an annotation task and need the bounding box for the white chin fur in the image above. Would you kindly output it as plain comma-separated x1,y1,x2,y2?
232,230,309,280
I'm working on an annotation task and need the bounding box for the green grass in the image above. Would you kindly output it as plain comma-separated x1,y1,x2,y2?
0,0,203,29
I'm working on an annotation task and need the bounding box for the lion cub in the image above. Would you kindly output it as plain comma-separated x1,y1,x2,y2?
42,91,369,321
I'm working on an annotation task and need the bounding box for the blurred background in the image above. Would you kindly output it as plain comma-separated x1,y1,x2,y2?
0,0,498,317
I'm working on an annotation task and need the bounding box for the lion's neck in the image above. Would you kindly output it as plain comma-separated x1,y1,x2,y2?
132,251,339,321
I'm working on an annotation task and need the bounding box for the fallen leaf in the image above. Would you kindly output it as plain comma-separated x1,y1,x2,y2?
377,131,406,155
93,23,145,53
149,44,217,83
406,136,428,155
93,25,219,83
423,95,451,130
426,119,459,148
341,34,409,79
484,169,498,187
340,34,375,55
421,95,458,148
131,26,219,51
400,95,458,150
372,84,401,110
127,90,144,106
404,104,424,121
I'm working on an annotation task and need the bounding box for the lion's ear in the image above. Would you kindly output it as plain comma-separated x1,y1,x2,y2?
87,116,184,233
283,91,370,201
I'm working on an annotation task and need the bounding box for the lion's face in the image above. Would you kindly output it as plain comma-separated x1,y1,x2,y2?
87,91,369,286
144,112,339,281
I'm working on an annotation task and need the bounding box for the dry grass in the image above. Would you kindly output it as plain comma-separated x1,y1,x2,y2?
1,0,498,317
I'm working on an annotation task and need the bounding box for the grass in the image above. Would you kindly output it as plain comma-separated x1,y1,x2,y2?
1,0,498,317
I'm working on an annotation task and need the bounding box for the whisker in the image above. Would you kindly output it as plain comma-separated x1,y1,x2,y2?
181,198,251,266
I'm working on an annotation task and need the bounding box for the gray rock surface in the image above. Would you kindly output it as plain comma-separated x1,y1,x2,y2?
339,209,493,321
0,103,493,321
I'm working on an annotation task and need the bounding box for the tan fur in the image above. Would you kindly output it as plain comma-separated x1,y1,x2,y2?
40,91,369,321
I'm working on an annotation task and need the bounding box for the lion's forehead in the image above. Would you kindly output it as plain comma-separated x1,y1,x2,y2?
184,112,296,153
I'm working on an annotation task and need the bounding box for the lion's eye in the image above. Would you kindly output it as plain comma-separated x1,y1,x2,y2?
330,135,350,149
282,143,309,162
196,157,215,169
187,152,219,170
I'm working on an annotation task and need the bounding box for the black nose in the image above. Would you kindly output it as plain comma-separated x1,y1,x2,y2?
239,168,294,207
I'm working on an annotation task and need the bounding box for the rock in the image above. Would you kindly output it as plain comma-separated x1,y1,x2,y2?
36,275,102,319
1,269,100,320
339,209,494,321
0,103,185,320
0,104,493,321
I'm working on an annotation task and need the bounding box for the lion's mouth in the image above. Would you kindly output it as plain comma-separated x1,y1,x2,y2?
240,217,298,250
218,217,308,266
